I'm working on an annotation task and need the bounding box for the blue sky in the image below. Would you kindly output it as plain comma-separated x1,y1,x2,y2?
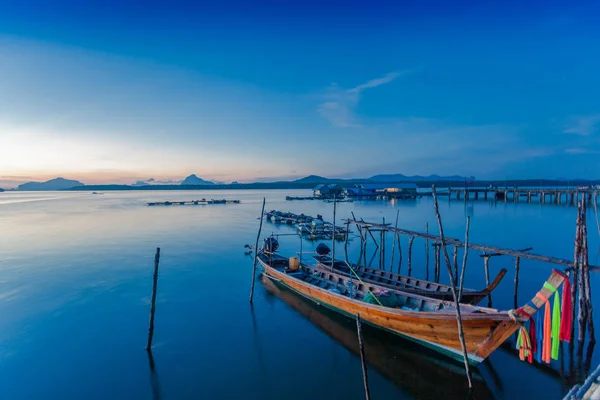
1,1,599,187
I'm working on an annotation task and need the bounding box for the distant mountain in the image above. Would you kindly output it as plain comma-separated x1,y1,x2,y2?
0,187,4,192
294,175,335,183
180,174,214,185
369,174,470,182
132,181,151,187
18,177,84,191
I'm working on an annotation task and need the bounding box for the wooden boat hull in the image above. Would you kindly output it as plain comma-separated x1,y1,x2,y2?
314,257,507,305
258,253,565,365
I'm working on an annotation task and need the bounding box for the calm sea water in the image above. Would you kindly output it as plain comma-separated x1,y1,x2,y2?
0,189,599,399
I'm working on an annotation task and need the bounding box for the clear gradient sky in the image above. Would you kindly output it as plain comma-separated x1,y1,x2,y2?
1,1,600,187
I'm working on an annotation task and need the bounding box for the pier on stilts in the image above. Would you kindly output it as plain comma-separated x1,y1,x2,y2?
147,199,241,206
447,187,599,206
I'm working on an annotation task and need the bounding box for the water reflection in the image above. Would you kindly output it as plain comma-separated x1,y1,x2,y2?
147,351,163,400
250,304,271,400
261,274,493,399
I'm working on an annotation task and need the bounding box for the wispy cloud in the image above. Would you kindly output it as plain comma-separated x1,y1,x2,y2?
318,71,405,128
346,72,401,94
564,114,600,136
564,148,600,155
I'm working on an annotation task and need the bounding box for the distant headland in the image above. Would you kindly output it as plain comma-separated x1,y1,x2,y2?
2,173,598,192
17,177,84,191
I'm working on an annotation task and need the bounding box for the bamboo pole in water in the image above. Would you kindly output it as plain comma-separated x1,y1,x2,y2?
366,227,379,249
379,230,384,269
397,233,403,274
249,198,266,304
453,246,458,284
425,222,430,280
514,257,521,309
572,203,580,342
576,201,587,343
356,314,371,400
390,210,400,271
431,186,472,388
345,220,353,296
351,212,368,267
581,201,596,343
458,217,471,301
483,255,492,308
594,189,600,240
407,236,414,276
434,244,441,282
382,218,386,269
146,247,161,351
331,194,337,272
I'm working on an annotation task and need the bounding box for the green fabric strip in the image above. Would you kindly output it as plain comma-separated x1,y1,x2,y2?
551,292,561,360
544,282,557,293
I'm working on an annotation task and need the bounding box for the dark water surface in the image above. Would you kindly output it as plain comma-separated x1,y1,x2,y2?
0,190,599,399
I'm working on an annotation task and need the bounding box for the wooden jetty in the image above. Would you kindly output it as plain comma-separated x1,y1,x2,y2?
348,219,600,272
447,187,599,206
286,195,319,201
147,199,240,206
258,247,566,365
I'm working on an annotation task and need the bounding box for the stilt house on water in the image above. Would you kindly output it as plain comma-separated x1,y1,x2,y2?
348,183,418,198
312,184,345,199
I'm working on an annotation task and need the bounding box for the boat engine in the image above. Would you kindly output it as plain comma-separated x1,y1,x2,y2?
316,243,331,256
262,237,279,254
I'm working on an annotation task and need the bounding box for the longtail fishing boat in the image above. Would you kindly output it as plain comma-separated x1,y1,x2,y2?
312,253,506,305
257,238,567,365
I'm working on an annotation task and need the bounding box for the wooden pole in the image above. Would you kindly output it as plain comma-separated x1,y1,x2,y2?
382,218,386,268
345,220,353,296
581,201,596,343
356,314,371,400
249,198,266,304
576,201,588,342
453,246,458,284
572,205,580,342
425,222,430,280
594,189,600,239
513,257,520,310
407,236,414,276
396,233,403,274
299,230,303,266
331,194,337,271
366,227,379,248
379,230,384,269
146,247,161,351
458,216,471,301
390,210,400,271
483,255,492,308
351,212,368,266
431,186,472,388
434,244,441,282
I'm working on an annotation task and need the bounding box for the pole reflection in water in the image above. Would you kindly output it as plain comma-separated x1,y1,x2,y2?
147,351,163,400
250,303,271,400
260,274,493,400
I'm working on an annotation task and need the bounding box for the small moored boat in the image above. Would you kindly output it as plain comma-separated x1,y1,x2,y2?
312,250,506,305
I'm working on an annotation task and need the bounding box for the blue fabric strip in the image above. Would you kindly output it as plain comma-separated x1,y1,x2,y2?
535,310,543,363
